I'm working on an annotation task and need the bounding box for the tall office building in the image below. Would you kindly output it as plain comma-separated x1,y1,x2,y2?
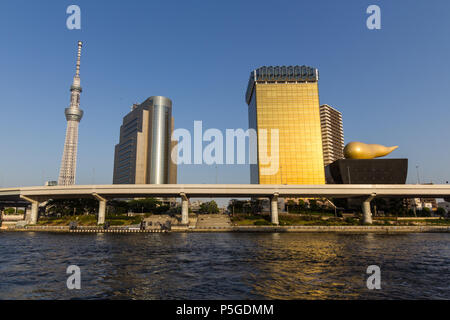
58,41,84,186
319,104,344,166
113,96,177,184
246,66,325,185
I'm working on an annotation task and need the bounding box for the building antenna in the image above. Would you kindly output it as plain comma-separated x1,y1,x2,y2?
416,165,421,184
75,41,82,77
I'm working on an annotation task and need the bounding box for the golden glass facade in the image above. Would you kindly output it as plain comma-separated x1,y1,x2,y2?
247,67,325,185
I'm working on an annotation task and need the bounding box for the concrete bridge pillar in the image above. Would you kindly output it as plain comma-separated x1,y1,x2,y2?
30,202,39,224
92,193,107,225
20,195,40,225
180,193,189,225
362,194,376,224
270,193,279,225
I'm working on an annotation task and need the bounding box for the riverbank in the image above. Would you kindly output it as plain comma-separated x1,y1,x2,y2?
2,224,450,233
3,213,450,233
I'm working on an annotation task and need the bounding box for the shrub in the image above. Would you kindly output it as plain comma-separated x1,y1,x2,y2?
436,207,446,217
254,220,271,226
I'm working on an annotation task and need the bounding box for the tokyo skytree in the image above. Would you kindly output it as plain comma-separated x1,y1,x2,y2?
58,41,84,186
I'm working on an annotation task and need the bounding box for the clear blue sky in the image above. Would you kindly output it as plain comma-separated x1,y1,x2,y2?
0,0,449,188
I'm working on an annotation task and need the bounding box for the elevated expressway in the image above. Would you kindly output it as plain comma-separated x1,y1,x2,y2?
1,184,450,225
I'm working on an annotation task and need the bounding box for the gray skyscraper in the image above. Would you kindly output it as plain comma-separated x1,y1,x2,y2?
319,104,344,166
58,41,84,185
113,96,177,184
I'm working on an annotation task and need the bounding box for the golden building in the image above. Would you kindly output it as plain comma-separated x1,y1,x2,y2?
245,66,325,184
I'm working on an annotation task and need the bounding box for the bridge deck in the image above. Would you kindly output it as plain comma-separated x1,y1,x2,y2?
0,184,450,201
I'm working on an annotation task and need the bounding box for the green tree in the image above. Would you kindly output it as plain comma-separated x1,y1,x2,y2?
199,200,219,214
250,199,264,214
297,199,308,212
373,198,388,213
286,200,297,213
107,200,129,214
309,199,321,212
419,207,432,217
228,199,245,214
128,198,161,213
154,204,170,214
436,207,446,217
388,198,406,216
4,208,16,214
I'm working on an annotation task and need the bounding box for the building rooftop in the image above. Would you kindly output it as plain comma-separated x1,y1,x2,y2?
245,65,319,104
320,104,343,115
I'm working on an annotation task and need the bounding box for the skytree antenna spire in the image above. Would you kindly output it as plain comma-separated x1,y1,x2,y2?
75,40,82,77
58,41,84,186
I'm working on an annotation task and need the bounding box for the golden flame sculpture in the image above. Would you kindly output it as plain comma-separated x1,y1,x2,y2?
344,142,398,159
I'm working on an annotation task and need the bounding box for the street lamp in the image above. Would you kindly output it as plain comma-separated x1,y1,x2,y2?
416,165,421,184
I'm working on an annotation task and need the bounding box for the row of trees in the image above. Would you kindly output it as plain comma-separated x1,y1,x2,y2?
369,198,446,217
227,198,448,217
2,208,25,215
285,199,329,213
44,198,172,216
227,199,330,214
227,199,261,214
110,198,170,215
227,199,333,215
43,198,221,217
10,197,449,218
333,197,447,217
45,198,98,216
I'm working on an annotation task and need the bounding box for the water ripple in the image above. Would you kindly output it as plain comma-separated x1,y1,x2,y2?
0,232,449,299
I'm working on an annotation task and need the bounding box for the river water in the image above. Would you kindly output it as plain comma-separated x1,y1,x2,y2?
0,232,448,299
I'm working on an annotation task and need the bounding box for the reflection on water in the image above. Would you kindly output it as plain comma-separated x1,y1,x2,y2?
0,232,449,299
